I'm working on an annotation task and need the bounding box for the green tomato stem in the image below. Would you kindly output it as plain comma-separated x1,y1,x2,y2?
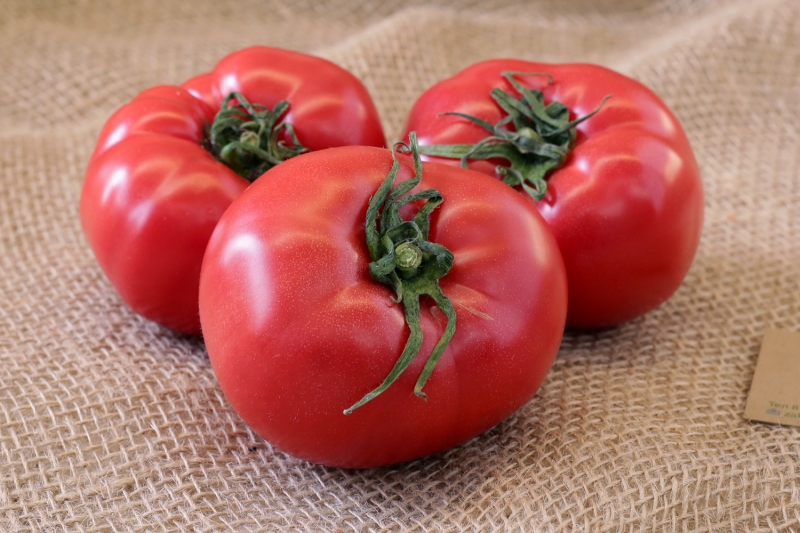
344,133,457,415
418,71,610,201
208,92,308,182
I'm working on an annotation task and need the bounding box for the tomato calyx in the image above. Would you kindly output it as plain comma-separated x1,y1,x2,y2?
344,132,457,415
418,71,610,200
208,92,308,182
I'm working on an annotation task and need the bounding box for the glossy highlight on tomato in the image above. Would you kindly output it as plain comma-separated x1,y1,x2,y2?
81,47,386,334
403,60,704,328
198,145,568,468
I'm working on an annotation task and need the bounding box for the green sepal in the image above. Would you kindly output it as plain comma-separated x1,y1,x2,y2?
344,132,457,415
208,92,308,182
419,72,610,201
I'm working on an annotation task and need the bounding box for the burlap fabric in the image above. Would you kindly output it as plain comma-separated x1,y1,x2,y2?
2,0,799,531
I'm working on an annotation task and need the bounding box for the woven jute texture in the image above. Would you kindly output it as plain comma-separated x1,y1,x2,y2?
2,0,799,531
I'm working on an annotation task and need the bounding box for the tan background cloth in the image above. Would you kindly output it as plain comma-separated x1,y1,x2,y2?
2,0,799,531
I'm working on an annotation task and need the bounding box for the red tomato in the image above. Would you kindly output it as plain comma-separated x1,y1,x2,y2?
81,47,386,334
198,144,567,468
403,60,704,328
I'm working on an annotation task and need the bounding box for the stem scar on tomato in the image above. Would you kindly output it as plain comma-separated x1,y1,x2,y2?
418,71,610,200
207,92,308,182
344,132,457,415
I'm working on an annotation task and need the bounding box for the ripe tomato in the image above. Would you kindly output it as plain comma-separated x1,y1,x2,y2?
81,47,386,334
198,141,567,468
402,60,704,328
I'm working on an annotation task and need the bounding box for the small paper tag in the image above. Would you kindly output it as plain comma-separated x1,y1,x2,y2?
744,329,800,427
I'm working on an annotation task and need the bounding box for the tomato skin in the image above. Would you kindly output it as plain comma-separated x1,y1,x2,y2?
91,85,215,160
402,60,704,328
81,47,386,334
198,146,567,468
181,73,218,111
81,135,248,334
